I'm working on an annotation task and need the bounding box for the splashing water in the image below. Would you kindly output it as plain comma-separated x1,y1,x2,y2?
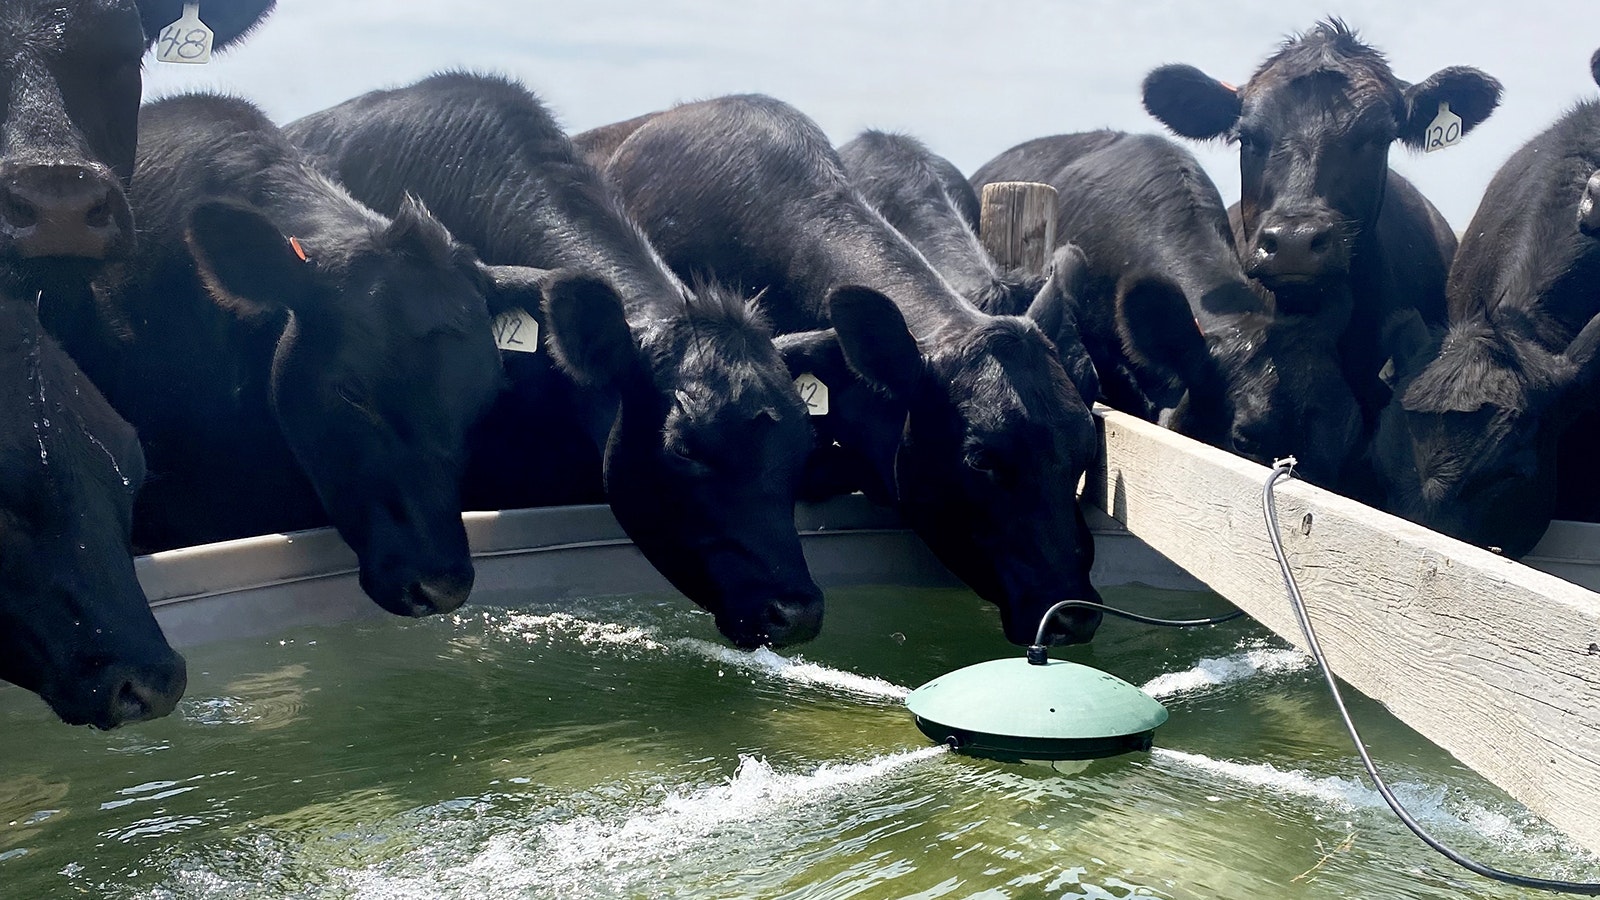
488,610,911,702
675,639,912,702
1140,646,1310,699
344,746,948,899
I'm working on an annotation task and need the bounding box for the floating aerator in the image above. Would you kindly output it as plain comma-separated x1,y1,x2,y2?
906,602,1170,762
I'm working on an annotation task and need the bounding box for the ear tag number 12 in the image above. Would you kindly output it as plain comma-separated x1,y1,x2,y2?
1424,101,1463,153
157,3,214,65
492,308,540,354
794,373,829,415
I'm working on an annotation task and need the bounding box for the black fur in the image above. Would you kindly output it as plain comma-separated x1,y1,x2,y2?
1373,77,1600,557
287,73,824,649
50,93,515,618
972,131,1365,490
0,0,274,290
0,287,184,728
600,94,1103,648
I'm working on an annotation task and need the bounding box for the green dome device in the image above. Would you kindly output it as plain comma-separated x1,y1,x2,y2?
906,601,1171,762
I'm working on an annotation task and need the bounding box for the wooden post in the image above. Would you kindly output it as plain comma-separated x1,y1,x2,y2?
979,181,1058,274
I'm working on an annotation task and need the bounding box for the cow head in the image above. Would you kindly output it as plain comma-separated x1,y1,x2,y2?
1117,275,1364,487
1142,19,1500,292
0,1,274,287
544,276,824,648
826,285,1102,646
1374,309,1600,557
1,293,185,728
186,197,515,617
774,328,905,505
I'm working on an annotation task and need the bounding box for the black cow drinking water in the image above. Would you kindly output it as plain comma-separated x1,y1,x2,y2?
0,0,273,725
598,94,1103,647
286,74,824,649
1,290,185,728
1371,50,1600,557
836,131,1099,404
53,94,527,617
0,0,275,293
1141,19,1500,438
972,131,1365,489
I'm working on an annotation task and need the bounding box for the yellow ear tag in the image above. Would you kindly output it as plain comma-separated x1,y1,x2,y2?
156,3,214,65
289,237,309,262
1424,101,1464,153
794,373,829,415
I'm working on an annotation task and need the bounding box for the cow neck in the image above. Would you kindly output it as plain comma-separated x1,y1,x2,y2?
251,160,389,255
794,189,986,342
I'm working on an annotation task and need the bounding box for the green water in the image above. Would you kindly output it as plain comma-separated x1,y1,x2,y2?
1,585,1595,899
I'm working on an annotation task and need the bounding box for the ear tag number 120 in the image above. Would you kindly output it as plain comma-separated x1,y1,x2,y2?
157,3,214,65
1424,102,1462,153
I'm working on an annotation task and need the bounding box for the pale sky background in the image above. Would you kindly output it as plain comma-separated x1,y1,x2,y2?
143,0,1594,232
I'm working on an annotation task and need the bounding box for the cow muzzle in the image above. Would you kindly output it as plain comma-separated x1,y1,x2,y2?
1580,170,1600,238
1247,216,1349,287
0,163,130,260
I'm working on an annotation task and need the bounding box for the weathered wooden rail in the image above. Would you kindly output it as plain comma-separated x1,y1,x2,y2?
1086,405,1600,856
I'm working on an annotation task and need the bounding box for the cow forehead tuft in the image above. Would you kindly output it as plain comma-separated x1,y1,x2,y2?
1246,19,1400,104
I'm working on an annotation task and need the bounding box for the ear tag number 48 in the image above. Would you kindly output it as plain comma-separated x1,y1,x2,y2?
157,3,213,65
1425,102,1463,153
794,373,829,416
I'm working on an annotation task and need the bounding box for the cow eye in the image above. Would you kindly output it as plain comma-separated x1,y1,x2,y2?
964,447,999,476
1237,129,1268,154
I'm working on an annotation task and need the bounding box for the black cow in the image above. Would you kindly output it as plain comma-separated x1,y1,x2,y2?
836,131,1098,403
972,132,1364,488
1371,50,1600,557
286,74,824,649
53,94,529,617
1,289,185,728
0,0,275,292
600,94,1103,647
1141,19,1499,430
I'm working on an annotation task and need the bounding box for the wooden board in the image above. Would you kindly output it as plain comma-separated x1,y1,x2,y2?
1085,406,1600,856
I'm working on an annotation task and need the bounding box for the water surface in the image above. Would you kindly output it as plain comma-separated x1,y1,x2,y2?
1,585,1593,898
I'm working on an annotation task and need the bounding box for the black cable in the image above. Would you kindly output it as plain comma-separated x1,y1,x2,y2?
1264,457,1600,895
1032,599,1245,646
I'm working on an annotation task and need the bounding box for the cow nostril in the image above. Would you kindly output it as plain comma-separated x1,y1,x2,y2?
85,199,111,228
1258,231,1280,255
1,192,38,228
1308,231,1332,255
112,678,154,725
762,597,824,647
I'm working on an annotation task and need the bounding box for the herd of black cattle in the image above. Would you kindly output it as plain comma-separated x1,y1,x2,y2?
1,2,1596,733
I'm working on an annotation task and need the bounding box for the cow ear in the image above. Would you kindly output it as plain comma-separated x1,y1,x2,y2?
138,0,277,50
1590,47,1600,89
1142,64,1242,140
1398,67,1502,149
826,286,923,400
1115,275,1222,398
1563,309,1600,394
1380,308,1438,387
473,262,553,317
541,271,642,389
773,329,845,380
1026,244,1100,403
187,200,317,317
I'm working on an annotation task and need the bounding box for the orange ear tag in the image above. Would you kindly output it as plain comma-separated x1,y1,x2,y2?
290,237,309,262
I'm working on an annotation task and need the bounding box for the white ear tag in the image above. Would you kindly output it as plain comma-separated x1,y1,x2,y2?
156,3,214,64
492,308,540,354
1424,101,1463,153
794,372,829,415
